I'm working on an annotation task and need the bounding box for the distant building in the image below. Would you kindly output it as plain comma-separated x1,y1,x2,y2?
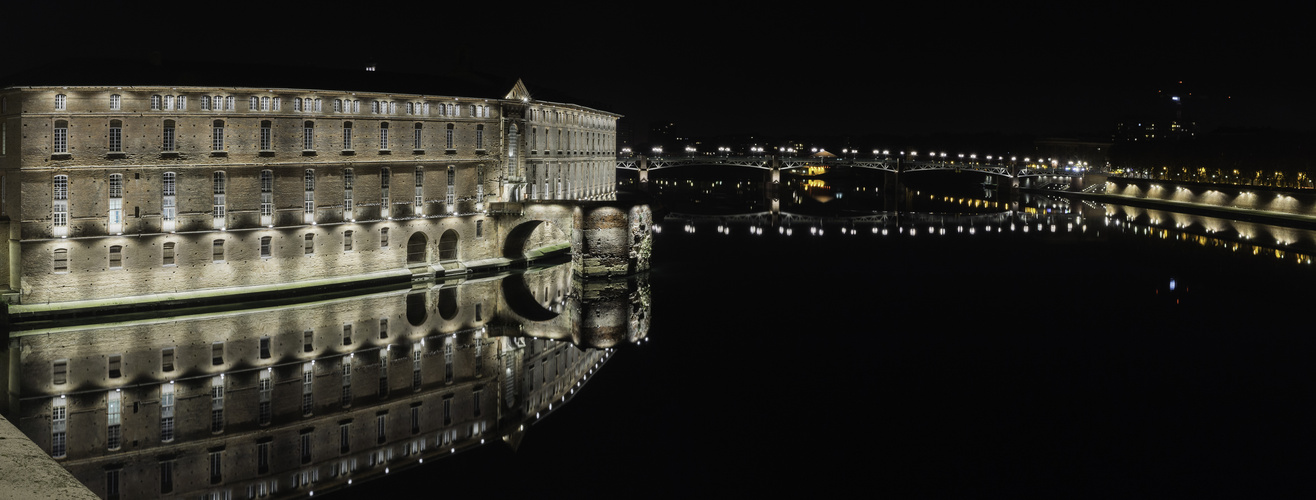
0,79,620,305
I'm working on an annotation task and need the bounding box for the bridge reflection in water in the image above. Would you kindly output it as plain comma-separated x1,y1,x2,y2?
4,261,650,499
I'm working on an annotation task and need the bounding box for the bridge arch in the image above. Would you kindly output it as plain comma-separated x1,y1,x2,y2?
502,219,569,262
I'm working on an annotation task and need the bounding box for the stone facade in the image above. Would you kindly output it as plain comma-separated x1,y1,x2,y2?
0,81,620,305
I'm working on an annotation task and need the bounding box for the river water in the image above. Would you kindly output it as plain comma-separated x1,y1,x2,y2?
12,168,1316,497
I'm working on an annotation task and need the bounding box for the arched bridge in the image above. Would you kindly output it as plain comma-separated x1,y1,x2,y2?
617,155,1078,182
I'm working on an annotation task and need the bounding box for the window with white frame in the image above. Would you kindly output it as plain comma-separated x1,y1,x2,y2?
259,370,272,425
107,390,122,450
211,375,224,433
212,171,226,228
379,122,389,150
162,120,176,152
445,123,454,150
446,166,455,207
162,172,176,231
260,170,273,224
110,94,120,110
55,93,67,110
163,95,173,110
476,124,483,150
260,120,272,150
261,96,270,111
302,362,314,416
53,175,68,236
414,167,424,209
342,121,353,150
53,120,68,154
343,168,354,217
414,123,422,150
176,95,186,110
211,120,225,151
303,121,315,151
52,397,67,458
108,173,123,233
304,169,315,223
250,96,258,110
160,383,175,442
200,95,210,110
380,167,390,218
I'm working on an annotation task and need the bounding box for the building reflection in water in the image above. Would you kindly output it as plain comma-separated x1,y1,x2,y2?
4,260,650,499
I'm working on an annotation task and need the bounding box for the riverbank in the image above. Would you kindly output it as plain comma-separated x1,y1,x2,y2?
1035,177,1316,230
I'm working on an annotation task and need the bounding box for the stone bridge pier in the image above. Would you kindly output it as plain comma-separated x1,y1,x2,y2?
572,202,653,278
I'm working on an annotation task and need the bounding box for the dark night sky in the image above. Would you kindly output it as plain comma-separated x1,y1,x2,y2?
4,4,1312,143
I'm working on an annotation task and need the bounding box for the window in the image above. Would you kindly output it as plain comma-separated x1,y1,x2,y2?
379,349,390,398
211,120,225,151
108,245,123,269
261,96,270,111
446,166,455,207
476,165,484,203
300,431,313,464
209,450,223,484
380,167,391,218
162,120,176,152
272,97,281,111
250,96,258,110
108,173,123,233
160,383,174,442
414,167,424,210
476,220,483,238
475,124,484,150
342,121,353,150
375,414,386,444
304,169,315,223
260,120,272,151
110,94,121,111
107,390,122,450
53,120,68,154
334,99,342,112
159,460,174,494
258,370,272,426
260,170,273,224
380,227,389,248
162,172,176,231
200,95,210,111
344,230,354,252
53,359,68,385
302,362,314,416
379,318,389,339
445,124,454,150
341,356,352,407
176,95,186,110
412,344,422,391
303,121,314,150
410,405,420,434
304,233,314,255
54,93,66,111
414,123,422,150
212,171,226,228
343,168,354,217
211,375,224,433
212,341,225,365
379,122,389,150
259,336,271,359
161,347,174,372
225,96,235,111
108,119,122,152
212,239,224,262
162,242,175,265
340,423,351,453
163,95,173,111
257,441,271,474
52,397,67,458
53,175,68,237
108,354,122,378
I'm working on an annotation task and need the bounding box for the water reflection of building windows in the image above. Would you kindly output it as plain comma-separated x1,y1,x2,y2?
410,404,421,434
376,413,387,444
340,423,351,454
211,375,224,433
302,362,314,416
303,330,314,353
300,429,313,464
107,390,122,450
51,397,67,458
444,337,454,384
53,359,67,385
159,460,173,494
108,354,122,378
208,450,223,484
341,356,353,407
161,347,174,372
258,370,272,426
379,349,390,398
257,441,271,474
105,468,120,500
412,343,422,391
442,395,452,426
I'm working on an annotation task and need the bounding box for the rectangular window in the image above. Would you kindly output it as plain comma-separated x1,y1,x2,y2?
304,330,314,352
108,354,122,378
108,122,122,152
344,230,354,252
52,175,68,237
162,121,175,152
341,357,353,407
53,122,67,154
301,432,312,464
211,376,225,433
304,170,316,223
107,390,122,450
52,397,67,458
212,121,224,151
304,233,314,255
108,246,122,269
212,239,224,262
343,169,354,217
414,168,424,209
110,94,120,110
342,324,353,345
212,341,224,365
209,451,223,484
53,359,68,385
260,170,273,224
258,442,270,474
380,168,391,218
343,122,353,150
161,347,174,372
476,220,483,238
259,370,272,426
213,172,226,228
106,470,120,500
162,242,175,266
379,349,390,398
160,383,174,442
176,95,186,110
376,414,387,444
445,124,454,150
446,167,455,206
54,93,66,110
303,121,314,150
340,424,351,454
302,363,314,416
160,461,174,494
379,318,389,338
414,123,422,150
260,121,272,150
380,123,389,150
260,336,271,359
261,96,270,111
380,227,389,248
162,172,176,231
108,174,123,233
260,236,271,258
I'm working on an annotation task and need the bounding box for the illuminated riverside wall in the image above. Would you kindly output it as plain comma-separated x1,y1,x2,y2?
4,262,650,499
1105,178,1316,217
0,82,623,305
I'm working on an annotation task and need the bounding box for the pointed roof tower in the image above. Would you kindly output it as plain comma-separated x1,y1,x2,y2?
505,79,532,102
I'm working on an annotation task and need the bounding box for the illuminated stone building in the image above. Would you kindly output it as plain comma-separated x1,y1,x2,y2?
0,77,621,306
